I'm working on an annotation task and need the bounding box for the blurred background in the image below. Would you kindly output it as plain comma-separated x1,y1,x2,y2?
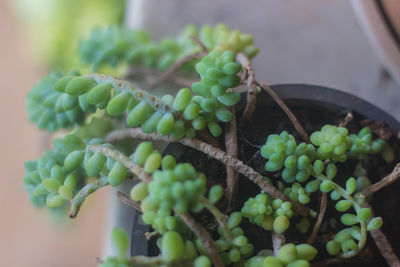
0,0,399,266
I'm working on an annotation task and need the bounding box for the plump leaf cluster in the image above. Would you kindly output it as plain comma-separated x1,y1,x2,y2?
23,134,88,209
317,175,383,256
27,70,86,132
244,243,317,267
348,127,386,160
325,215,381,257
28,58,243,136
23,134,132,211
199,24,259,58
241,193,293,234
192,50,241,96
213,212,255,265
283,182,311,204
189,50,242,136
80,27,151,71
310,125,352,162
144,162,207,215
261,131,316,183
24,21,396,267
260,125,389,257
79,24,259,71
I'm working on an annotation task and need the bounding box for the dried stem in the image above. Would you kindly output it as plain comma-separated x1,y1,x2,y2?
364,203,400,267
225,106,239,201
339,111,354,127
272,233,286,256
117,191,142,212
198,130,223,150
361,163,400,197
126,69,196,88
171,76,198,87
180,213,224,267
147,52,207,89
236,53,257,123
256,80,310,143
190,35,208,52
307,192,327,244
105,128,311,217
69,176,109,218
198,196,233,242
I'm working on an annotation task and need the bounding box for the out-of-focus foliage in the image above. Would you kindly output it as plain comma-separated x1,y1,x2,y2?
11,0,126,70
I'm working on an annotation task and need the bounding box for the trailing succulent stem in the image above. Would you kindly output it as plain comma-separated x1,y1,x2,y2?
23,23,400,267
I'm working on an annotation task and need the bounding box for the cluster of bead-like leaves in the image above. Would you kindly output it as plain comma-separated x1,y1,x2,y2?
23,23,395,267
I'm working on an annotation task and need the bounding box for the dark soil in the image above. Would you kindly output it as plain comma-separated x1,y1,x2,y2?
137,95,400,266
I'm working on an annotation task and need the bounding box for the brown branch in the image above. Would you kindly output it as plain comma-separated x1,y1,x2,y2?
198,196,232,242
190,35,208,52
272,233,286,256
180,213,224,267
225,106,239,201
361,163,400,197
117,191,142,212
256,80,310,143
105,128,312,217
69,176,109,218
198,130,223,150
236,52,257,123
364,203,400,267
126,69,196,88
307,192,327,244
170,76,198,88
339,111,354,127
147,52,207,89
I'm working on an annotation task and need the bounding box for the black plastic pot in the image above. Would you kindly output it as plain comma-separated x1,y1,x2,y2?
129,84,400,265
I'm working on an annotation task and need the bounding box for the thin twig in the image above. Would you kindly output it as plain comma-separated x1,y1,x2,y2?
180,213,224,267
339,111,354,127
105,128,312,217
69,176,109,218
147,52,207,89
225,106,239,201
272,233,286,256
361,163,400,197
364,203,400,267
236,53,257,123
170,76,198,87
256,80,310,143
117,191,142,212
126,69,196,88
198,130,223,150
198,196,233,242
190,35,208,52
307,193,327,244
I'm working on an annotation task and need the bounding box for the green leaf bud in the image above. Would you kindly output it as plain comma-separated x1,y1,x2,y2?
367,217,383,231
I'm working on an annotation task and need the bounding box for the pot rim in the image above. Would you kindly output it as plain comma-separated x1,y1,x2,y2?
258,83,400,132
